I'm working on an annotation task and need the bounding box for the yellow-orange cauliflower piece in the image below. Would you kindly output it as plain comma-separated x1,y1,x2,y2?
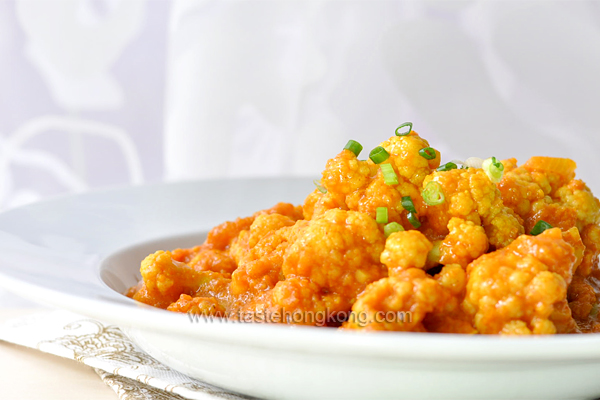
439,217,489,268
343,269,445,331
379,133,441,186
134,250,227,308
555,179,600,229
380,230,433,276
282,209,387,306
423,168,524,248
229,213,298,296
304,133,439,223
269,277,350,325
498,158,586,233
463,228,578,334
303,149,374,220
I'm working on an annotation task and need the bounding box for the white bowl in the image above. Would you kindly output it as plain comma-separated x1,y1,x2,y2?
0,178,599,400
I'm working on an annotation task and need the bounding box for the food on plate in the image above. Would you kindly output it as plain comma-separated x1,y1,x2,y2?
127,124,600,334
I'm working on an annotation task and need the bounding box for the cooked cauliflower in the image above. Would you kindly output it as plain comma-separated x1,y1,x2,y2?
127,129,600,336
463,228,578,334
423,168,524,248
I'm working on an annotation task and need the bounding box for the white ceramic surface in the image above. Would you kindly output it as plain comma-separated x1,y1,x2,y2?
0,178,599,400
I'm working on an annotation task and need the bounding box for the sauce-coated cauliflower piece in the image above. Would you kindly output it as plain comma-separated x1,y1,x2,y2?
380,230,433,275
463,228,578,334
304,133,438,225
343,268,445,331
423,168,524,248
283,209,387,305
133,250,228,308
229,215,299,297
439,218,489,268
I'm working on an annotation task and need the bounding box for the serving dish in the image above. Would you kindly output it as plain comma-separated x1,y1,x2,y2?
0,178,600,400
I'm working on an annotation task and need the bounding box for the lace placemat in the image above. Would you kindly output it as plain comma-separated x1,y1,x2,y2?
0,310,253,400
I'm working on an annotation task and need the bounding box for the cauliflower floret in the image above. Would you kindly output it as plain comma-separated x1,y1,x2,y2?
379,133,441,186
303,149,375,220
270,277,349,325
186,249,237,277
497,162,549,221
133,250,229,308
343,269,445,331
498,157,598,235
229,217,300,297
439,218,489,268
463,228,578,334
229,208,387,324
206,202,302,250
205,216,254,251
380,230,433,276
423,168,524,248
303,133,438,222
282,209,386,303
229,213,297,265
522,156,577,195
555,179,600,229
321,149,375,196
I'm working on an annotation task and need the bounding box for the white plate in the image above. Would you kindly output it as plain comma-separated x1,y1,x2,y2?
0,178,599,400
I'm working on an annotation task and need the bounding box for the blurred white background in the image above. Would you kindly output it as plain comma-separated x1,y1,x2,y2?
1,0,600,305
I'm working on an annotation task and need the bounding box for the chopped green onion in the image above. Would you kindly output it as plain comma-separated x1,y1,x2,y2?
530,220,552,236
384,222,404,238
376,207,388,224
401,196,417,213
380,163,398,185
313,180,327,194
590,303,599,319
422,181,445,206
395,122,413,136
407,212,421,228
369,146,390,164
427,240,442,264
437,162,458,172
419,147,436,160
482,156,505,183
343,140,363,157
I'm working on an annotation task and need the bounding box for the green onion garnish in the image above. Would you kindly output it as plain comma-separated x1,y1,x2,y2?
401,196,417,213
343,140,363,157
313,180,327,194
369,146,390,164
407,212,421,228
530,220,552,236
437,162,458,172
395,122,413,136
590,303,599,319
376,207,389,224
384,222,404,238
380,163,398,185
422,181,445,206
419,147,436,160
482,156,504,183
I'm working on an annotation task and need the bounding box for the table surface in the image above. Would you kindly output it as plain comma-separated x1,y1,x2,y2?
0,308,116,400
